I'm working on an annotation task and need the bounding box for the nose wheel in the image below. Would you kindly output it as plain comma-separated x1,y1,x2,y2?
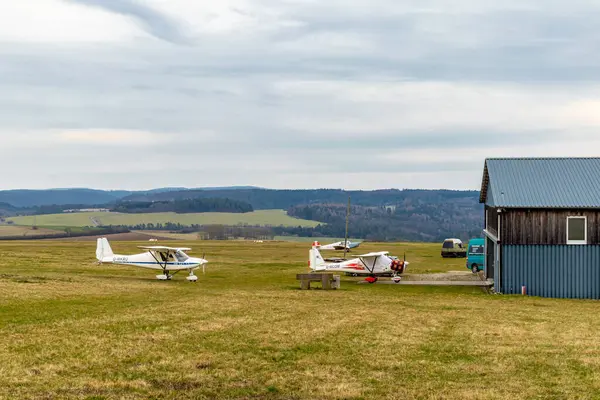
186,270,198,282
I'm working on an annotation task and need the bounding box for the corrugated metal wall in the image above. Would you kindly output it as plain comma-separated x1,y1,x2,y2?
501,245,600,299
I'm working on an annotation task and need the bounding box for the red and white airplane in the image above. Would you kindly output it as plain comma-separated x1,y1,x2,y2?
309,241,408,283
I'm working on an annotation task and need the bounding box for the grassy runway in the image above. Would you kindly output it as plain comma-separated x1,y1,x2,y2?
1,240,600,399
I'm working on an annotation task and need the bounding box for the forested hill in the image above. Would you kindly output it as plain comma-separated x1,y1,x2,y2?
0,189,130,208
0,187,483,241
122,188,480,210
0,187,480,211
112,198,253,214
0,187,262,207
123,188,483,241
0,202,19,217
286,201,482,242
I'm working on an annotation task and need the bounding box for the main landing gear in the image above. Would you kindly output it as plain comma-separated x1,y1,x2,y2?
156,270,198,282
156,273,173,281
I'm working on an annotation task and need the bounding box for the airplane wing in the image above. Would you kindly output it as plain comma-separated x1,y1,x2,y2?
138,246,192,251
356,251,390,275
357,251,389,257
317,243,337,250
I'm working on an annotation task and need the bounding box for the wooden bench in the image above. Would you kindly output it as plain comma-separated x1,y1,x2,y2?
296,273,340,290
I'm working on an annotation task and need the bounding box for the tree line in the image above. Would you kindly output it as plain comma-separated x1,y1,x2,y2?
0,198,254,217
111,198,253,214
285,200,483,242
0,226,129,241
121,188,481,210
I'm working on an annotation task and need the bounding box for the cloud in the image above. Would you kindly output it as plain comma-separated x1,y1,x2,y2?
1,0,600,190
57,129,167,146
272,80,600,138
65,0,190,44
0,1,143,43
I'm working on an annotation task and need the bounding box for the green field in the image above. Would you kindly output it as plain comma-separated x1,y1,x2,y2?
2,240,600,399
0,225,63,237
8,210,320,228
274,236,362,243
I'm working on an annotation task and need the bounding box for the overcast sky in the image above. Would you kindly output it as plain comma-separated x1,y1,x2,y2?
1,0,600,191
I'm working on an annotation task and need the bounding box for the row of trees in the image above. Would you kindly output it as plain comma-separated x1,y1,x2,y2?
0,226,130,241
112,198,254,214
198,225,274,240
122,188,481,210
286,200,483,242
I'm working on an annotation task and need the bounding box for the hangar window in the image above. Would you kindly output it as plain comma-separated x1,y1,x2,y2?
567,216,587,245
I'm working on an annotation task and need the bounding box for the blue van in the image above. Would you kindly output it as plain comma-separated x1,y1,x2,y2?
466,238,485,273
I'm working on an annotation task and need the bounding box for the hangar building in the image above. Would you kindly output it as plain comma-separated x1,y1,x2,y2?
480,157,600,298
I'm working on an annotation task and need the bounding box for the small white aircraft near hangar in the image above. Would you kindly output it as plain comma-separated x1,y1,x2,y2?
315,240,361,251
96,238,208,282
309,242,408,283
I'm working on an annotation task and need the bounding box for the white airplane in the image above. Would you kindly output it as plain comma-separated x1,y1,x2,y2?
315,240,361,251
95,238,208,282
309,242,408,283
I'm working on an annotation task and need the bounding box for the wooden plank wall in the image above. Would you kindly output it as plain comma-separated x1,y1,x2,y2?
486,206,499,236
501,209,600,245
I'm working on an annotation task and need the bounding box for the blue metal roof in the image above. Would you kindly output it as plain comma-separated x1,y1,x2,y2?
480,158,600,208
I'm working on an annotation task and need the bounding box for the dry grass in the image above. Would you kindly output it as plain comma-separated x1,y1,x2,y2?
138,231,201,240
1,240,600,399
8,210,320,228
0,226,62,237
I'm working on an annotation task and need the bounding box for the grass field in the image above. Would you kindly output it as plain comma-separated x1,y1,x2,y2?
273,236,362,243
8,210,320,228
0,225,63,237
136,230,202,240
2,240,600,399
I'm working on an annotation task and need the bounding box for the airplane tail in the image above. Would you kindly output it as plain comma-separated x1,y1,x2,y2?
309,242,326,271
96,237,114,262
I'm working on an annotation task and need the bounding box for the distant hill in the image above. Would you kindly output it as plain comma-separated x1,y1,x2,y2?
121,188,479,210
0,202,19,217
0,186,262,208
286,200,482,242
121,188,483,241
112,198,254,214
0,189,128,208
0,187,483,242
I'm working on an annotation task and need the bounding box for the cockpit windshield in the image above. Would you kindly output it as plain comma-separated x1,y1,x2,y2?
175,250,189,262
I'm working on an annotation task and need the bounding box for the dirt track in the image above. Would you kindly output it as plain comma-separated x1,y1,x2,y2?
402,271,481,281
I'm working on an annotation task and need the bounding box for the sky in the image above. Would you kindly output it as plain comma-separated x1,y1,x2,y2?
1,0,600,191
